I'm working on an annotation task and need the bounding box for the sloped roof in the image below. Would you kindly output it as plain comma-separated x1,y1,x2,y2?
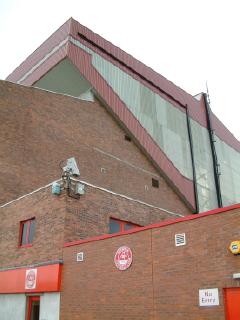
6,18,240,211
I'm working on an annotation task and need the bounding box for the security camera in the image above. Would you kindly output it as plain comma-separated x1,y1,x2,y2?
63,157,80,176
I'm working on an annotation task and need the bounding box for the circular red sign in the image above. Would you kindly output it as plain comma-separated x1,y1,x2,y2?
114,246,132,270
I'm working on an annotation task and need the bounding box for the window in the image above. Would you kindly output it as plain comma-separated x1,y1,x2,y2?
109,218,139,234
19,218,35,247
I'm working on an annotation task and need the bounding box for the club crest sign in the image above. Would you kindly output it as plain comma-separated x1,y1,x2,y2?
114,246,132,271
25,269,37,290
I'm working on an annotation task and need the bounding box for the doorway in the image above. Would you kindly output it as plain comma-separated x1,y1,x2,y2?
224,288,240,319
27,296,40,320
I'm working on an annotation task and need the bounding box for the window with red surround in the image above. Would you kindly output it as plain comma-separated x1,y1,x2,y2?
19,218,35,247
109,218,140,234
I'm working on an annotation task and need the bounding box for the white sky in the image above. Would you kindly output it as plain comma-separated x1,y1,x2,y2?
0,0,239,140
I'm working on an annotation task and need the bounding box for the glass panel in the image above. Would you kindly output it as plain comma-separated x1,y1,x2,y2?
28,220,35,244
215,136,240,206
21,222,28,245
91,51,193,179
190,119,218,211
124,223,136,231
109,219,120,234
68,37,240,211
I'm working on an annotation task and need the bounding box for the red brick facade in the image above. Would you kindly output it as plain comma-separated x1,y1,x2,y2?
0,80,191,216
64,182,180,243
62,206,240,320
0,79,192,271
0,177,183,269
0,188,65,268
2,80,239,319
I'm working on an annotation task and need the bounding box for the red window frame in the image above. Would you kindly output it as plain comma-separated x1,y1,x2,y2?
19,218,35,248
109,217,140,234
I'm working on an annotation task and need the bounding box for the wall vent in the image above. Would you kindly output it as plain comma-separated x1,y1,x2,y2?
124,135,131,142
175,233,186,246
101,167,107,174
77,252,84,262
152,178,159,188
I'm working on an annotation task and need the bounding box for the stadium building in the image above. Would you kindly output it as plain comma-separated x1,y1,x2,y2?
0,18,240,319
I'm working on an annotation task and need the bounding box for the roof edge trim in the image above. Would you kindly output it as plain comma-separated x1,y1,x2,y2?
77,32,187,110
18,37,69,84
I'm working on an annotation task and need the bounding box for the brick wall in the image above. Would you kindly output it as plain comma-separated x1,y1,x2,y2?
61,207,240,320
0,180,182,269
151,208,240,319
64,183,179,243
0,188,66,268
62,230,154,320
0,176,183,268
0,80,191,215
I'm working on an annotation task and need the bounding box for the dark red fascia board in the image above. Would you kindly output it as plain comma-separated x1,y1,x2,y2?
70,20,240,153
76,31,187,111
6,18,72,82
70,19,197,111
64,203,240,248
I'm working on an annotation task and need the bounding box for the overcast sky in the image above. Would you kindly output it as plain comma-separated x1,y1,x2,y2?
1,0,239,140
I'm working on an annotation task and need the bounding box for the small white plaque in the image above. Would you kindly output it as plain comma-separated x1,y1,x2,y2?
199,288,219,306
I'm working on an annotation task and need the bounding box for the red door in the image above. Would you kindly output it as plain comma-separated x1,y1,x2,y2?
27,296,40,320
224,288,240,319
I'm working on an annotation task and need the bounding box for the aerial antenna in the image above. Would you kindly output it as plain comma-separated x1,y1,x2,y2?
206,81,211,106
205,81,223,207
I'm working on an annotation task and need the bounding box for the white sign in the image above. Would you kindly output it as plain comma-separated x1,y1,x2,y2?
77,252,84,262
199,288,219,306
25,269,37,290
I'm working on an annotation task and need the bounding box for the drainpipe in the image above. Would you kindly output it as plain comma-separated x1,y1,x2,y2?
203,93,222,208
186,105,199,213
